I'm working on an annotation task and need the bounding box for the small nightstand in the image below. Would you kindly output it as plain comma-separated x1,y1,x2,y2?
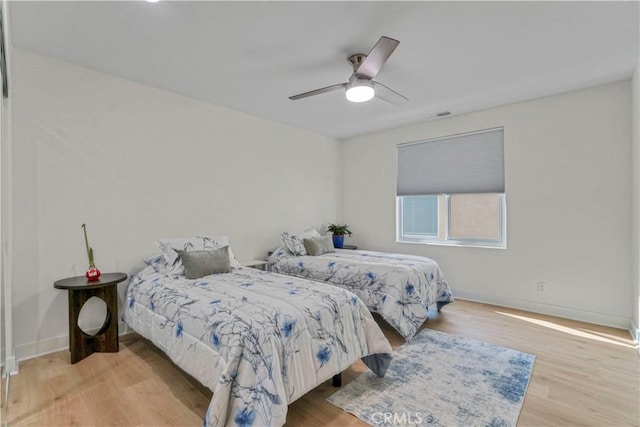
54,272,127,364
240,259,268,270
341,244,358,250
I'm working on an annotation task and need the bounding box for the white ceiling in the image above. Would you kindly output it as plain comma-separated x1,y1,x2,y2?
8,1,640,139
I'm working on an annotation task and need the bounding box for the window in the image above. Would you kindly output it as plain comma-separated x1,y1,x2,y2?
397,194,506,247
396,128,506,248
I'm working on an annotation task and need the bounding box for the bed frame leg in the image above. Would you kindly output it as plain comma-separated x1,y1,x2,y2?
332,373,342,387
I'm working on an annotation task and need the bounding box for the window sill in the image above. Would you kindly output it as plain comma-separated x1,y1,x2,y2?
397,239,506,250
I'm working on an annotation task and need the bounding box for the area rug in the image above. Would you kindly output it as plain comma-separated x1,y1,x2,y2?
327,329,535,427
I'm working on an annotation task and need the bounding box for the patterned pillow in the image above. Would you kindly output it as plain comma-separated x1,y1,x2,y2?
303,236,335,256
155,235,241,270
143,253,174,275
176,247,231,279
281,228,321,256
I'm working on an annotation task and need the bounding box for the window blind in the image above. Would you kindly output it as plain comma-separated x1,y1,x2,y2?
397,128,504,196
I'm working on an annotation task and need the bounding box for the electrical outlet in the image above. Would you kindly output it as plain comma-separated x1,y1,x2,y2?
536,281,546,292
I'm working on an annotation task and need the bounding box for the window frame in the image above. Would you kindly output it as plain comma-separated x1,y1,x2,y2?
396,194,507,249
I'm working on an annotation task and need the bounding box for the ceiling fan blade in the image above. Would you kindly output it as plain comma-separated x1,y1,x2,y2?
372,80,408,105
355,36,400,79
289,83,346,100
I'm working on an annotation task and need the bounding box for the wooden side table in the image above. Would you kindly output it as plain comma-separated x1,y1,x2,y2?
54,272,127,364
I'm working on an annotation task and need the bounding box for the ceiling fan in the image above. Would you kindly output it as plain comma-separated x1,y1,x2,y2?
289,36,408,104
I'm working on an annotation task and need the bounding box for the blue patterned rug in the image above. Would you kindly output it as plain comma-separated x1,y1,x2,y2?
327,329,535,426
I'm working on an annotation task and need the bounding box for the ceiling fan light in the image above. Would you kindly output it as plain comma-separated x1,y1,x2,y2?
345,84,375,103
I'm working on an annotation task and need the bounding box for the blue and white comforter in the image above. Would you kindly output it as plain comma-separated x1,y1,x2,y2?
267,249,454,341
122,256,392,427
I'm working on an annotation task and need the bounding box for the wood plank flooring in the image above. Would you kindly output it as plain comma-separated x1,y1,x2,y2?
2,299,638,426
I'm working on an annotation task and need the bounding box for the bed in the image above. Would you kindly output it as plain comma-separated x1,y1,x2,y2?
267,239,454,341
122,236,392,427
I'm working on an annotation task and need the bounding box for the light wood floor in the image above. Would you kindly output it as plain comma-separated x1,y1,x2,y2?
2,299,639,426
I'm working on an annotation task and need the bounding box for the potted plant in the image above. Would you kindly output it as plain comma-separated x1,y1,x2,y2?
327,223,352,249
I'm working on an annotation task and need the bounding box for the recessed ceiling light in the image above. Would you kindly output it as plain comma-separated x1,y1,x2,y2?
146,0,159,3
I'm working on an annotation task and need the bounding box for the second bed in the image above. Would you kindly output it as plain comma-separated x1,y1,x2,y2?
267,247,454,341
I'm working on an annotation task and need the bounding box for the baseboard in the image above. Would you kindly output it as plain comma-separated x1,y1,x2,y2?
1,355,18,376
13,321,131,364
630,319,639,355
453,290,632,331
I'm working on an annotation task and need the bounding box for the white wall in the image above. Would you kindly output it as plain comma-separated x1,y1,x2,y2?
632,62,639,343
5,48,636,362
9,49,340,360
342,81,633,329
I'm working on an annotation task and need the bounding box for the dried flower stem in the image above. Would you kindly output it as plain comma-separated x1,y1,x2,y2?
81,224,95,266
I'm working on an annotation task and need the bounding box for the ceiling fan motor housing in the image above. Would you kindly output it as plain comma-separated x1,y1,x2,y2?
348,54,368,72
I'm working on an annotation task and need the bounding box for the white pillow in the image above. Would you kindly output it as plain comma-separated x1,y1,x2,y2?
281,228,321,256
155,235,241,269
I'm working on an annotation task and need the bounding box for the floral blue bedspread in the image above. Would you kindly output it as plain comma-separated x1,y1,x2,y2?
122,255,392,427
267,248,454,341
